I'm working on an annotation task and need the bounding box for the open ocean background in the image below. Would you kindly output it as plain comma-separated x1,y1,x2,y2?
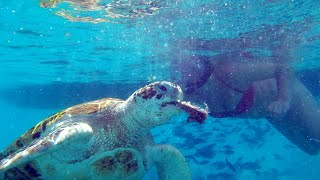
1,0,320,179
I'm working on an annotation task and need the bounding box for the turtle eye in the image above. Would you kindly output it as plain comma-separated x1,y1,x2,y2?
156,94,163,99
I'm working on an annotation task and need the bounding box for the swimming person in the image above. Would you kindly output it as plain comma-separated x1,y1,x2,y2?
180,54,320,155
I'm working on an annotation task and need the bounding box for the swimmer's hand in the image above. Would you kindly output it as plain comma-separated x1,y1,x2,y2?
267,100,290,118
268,64,293,118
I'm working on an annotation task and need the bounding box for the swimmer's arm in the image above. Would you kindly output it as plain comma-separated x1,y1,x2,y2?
275,64,293,103
267,64,293,115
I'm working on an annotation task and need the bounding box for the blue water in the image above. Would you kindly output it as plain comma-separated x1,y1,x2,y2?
1,0,320,179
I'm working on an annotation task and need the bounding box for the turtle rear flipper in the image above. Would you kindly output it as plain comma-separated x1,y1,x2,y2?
0,122,93,172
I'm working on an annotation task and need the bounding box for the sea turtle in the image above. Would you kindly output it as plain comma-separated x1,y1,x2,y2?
0,81,207,179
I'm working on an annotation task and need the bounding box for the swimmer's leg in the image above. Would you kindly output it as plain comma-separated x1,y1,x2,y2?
267,80,320,155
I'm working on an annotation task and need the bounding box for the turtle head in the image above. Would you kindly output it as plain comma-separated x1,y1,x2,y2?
125,81,208,129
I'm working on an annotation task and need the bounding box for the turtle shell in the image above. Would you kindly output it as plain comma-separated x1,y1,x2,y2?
0,98,124,162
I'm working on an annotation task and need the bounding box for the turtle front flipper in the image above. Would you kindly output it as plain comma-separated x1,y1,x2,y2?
146,145,192,180
0,122,93,172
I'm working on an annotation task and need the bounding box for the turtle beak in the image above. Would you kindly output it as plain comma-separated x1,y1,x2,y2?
161,101,208,123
